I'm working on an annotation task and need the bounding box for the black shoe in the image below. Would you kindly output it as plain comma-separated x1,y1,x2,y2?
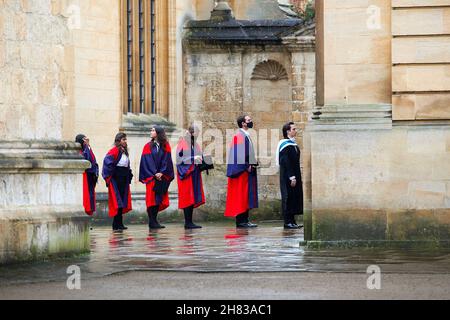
236,223,249,228
284,223,300,230
236,222,258,229
185,223,202,230
292,222,304,229
149,223,166,230
119,225,128,230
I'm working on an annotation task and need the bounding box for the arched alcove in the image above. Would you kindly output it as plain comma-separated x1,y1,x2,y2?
251,60,289,81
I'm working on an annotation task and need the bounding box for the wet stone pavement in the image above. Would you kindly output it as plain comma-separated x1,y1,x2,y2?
1,222,450,286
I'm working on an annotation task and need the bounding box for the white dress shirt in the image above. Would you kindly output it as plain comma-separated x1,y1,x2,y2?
117,153,130,167
289,137,297,181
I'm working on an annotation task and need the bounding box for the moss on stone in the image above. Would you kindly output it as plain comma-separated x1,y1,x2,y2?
302,240,450,250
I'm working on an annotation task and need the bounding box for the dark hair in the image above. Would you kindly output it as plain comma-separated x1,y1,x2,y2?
114,132,128,156
75,134,86,149
188,125,198,135
186,125,199,146
237,115,247,129
152,125,168,149
282,122,295,139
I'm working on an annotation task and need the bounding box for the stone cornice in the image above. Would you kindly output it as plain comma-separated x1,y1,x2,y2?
282,35,315,52
120,113,177,137
184,18,303,46
281,22,316,52
184,40,290,53
308,104,393,131
0,141,90,173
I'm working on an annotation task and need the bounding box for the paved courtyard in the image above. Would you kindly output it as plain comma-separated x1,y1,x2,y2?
0,222,449,299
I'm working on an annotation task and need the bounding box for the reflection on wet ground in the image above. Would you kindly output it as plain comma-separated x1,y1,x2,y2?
1,222,449,286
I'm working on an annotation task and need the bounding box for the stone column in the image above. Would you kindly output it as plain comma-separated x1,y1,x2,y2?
0,1,90,264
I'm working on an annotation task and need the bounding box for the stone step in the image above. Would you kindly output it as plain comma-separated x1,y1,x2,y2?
316,112,391,119
314,104,392,113
311,104,393,128
313,117,392,124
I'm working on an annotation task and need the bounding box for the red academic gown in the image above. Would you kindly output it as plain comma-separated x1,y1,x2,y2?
102,146,133,218
176,138,205,209
81,145,99,215
139,142,174,211
224,130,258,217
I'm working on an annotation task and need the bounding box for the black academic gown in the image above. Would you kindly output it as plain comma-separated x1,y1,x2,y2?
279,144,303,223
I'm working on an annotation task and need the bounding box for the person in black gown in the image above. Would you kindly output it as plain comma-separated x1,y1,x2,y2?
277,122,303,229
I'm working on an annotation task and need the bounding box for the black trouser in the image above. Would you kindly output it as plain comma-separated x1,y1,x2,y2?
236,211,249,225
147,205,160,227
184,205,194,224
113,209,124,229
112,167,129,229
283,212,296,225
282,193,298,225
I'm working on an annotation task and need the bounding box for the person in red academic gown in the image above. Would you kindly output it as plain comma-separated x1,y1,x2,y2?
76,134,99,216
139,125,174,230
102,132,133,231
224,115,259,228
176,125,206,229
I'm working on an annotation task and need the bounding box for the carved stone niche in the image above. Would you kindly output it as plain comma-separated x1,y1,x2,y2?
251,60,289,81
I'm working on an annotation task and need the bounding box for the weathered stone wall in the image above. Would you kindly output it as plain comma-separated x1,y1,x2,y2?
184,44,316,218
318,0,392,105
310,125,450,242
0,0,71,141
0,1,90,264
311,0,450,245
184,48,250,217
391,0,450,120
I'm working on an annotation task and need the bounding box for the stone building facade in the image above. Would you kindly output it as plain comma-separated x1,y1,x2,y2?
0,0,308,263
60,0,307,223
309,0,450,246
1,0,450,263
